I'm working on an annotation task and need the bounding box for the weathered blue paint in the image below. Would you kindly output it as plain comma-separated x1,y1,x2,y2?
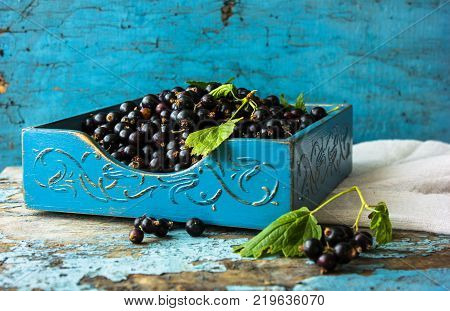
0,231,249,290
0,0,449,169
293,268,450,291
21,103,352,229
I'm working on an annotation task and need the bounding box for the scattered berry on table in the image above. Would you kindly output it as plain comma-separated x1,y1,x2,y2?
129,228,144,244
185,218,205,237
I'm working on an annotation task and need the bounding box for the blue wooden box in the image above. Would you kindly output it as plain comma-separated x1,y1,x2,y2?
22,103,352,229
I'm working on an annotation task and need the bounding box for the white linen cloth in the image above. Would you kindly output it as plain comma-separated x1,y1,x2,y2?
314,140,450,234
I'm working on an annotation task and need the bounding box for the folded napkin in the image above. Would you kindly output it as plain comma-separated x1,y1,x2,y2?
314,140,450,234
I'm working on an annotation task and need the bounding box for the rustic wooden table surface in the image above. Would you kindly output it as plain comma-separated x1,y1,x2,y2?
0,167,449,291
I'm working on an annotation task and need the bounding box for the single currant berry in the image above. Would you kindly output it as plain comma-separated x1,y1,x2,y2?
93,126,109,141
358,231,373,241
251,108,270,122
339,225,355,240
334,242,357,264
141,217,157,234
153,221,169,238
301,238,324,261
155,103,169,115
111,151,124,161
159,218,174,230
158,90,171,102
140,94,159,109
127,110,142,125
160,109,171,123
172,86,184,93
134,215,147,229
93,112,107,125
316,253,338,273
199,94,216,109
106,111,121,124
185,218,205,237
164,91,176,103
265,95,280,106
103,133,119,150
323,226,347,247
149,157,162,172
82,117,96,133
123,145,137,160
311,106,327,121
129,228,144,244
120,101,137,114
300,114,314,129
353,233,373,251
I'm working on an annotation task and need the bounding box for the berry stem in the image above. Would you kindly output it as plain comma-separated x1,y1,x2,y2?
310,186,361,215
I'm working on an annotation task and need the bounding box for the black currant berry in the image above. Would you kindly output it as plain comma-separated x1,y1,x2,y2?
185,218,205,237
106,111,121,124
129,228,144,244
128,131,143,146
140,94,159,109
334,242,357,264
127,110,142,125
353,233,373,251
93,112,107,125
134,215,146,229
316,253,337,273
159,218,174,230
265,95,280,106
302,238,324,261
82,117,96,133
123,145,137,160
311,106,327,121
120,101,137,114
93,126,109,141
103,133,119,150
323,226,347,247
129,156,145,169
141,217,157,234
300,114,314,129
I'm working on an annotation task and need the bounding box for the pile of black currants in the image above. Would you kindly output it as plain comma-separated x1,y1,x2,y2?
129,216,205,244
81,82,328,173
301,225,373,274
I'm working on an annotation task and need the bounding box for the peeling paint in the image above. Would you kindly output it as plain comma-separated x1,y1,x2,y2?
0,231,248,290
220,1,234,26
0,74,8,94
293,268,450,291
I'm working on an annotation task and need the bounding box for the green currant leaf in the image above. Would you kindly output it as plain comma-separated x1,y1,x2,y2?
233,207,322,258
279,93,289,108
209,83,235,99
368,202,393,244
294,93,306,112
186,80,212,89
185,119,240,156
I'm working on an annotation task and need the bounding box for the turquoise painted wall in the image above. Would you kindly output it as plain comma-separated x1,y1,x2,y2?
0,0,449,168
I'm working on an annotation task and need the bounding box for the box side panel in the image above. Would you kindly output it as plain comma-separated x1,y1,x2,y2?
292,106,353,210
22,129,291,229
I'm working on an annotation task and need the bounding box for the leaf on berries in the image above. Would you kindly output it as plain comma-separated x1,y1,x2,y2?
186,80,212,89
185,119,241,156
209,83,235,99
232,207,322,258
368,202,393,244
294,93,306,112
279,93,289,108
